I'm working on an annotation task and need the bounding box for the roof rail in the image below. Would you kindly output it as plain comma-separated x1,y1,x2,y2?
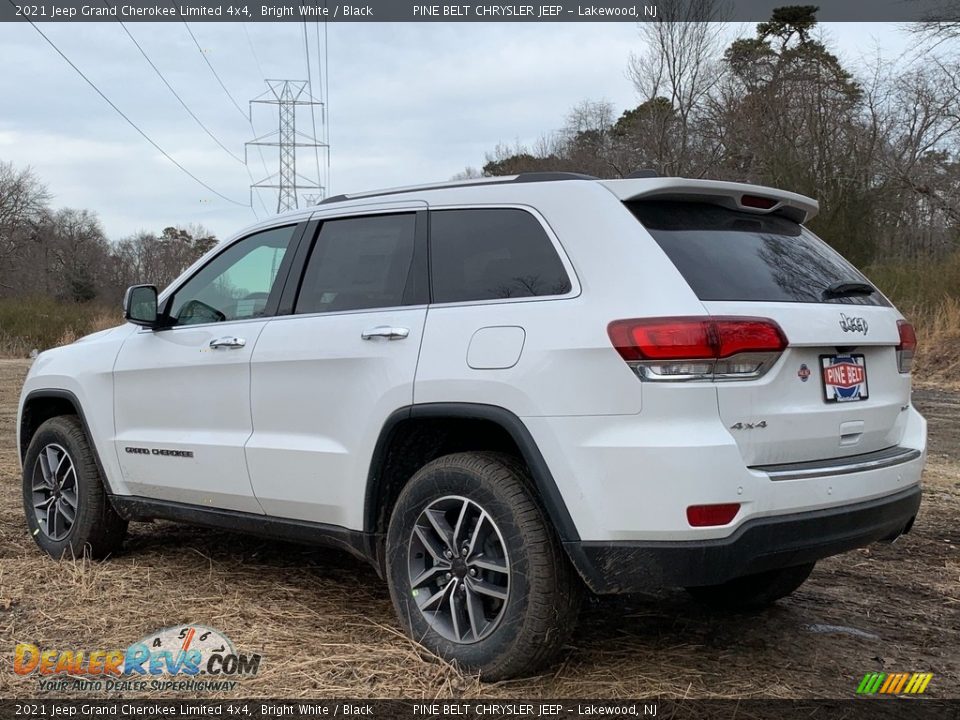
317,171,597,205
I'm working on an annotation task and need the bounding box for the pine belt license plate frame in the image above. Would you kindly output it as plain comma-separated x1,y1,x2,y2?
819,353,869,403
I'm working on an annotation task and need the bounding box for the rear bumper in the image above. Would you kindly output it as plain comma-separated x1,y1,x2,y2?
564,485,921,593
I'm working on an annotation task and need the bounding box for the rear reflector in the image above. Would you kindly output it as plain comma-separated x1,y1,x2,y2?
687,503,741,527
897,320,917,374
608,317,787,381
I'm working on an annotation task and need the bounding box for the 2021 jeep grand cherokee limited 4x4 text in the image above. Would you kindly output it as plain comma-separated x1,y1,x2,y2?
18,173,925,679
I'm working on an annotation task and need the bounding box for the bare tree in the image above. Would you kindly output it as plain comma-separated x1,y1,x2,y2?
0,162,50,287
627,0,731,173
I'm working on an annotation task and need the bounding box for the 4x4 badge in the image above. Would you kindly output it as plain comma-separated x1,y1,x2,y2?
839,313,868,334
730,421,767,430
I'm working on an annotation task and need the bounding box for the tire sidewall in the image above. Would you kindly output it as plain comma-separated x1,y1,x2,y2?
22,419,97,558
385,458,539,669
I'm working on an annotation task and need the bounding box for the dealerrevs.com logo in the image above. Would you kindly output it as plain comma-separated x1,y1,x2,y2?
13,625,261,692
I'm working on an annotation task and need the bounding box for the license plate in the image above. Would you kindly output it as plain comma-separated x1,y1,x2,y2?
820,354,868,403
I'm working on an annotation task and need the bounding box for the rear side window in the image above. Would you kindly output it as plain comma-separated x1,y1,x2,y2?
629,202,889,306
430,208,571,303
295,213,417,314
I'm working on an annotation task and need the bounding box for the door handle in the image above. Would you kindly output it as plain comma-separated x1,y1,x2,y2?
209,336,247,349
361,326,410,341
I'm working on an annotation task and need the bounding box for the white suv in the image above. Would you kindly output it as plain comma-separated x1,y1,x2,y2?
17,173,926,679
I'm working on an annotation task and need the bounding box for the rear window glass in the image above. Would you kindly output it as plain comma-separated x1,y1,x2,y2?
629,201,889,306
430,209,572,303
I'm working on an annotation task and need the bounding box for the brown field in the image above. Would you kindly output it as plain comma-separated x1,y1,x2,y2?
0,359,957,699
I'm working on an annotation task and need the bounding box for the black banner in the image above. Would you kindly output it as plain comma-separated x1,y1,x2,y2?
1,0,958,23
0,700,959,720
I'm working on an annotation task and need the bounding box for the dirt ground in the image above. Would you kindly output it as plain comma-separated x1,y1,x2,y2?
0,358,956,699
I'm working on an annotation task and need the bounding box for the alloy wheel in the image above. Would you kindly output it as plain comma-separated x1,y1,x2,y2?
407,495,510,643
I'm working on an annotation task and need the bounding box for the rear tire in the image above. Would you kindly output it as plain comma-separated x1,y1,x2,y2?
686,562,815,610
385,451,582,680
22,416,127,560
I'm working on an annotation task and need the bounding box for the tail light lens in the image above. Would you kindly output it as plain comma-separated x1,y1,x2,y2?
608,316,787,381
687,503,741,527
897,320,916,374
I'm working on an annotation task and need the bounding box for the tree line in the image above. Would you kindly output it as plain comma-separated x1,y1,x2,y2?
0,160,216,306
462,6,960,268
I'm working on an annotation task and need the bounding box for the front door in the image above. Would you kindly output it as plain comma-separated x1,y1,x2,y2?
112,223,301,512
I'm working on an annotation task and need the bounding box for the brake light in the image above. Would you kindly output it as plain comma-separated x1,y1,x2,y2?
608,317,787,381
740,194,778,210
687,503,741,527
896,320,916,374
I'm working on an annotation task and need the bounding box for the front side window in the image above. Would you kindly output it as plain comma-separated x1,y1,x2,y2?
430,209,572,304
167,225,297,326
294,213,418,314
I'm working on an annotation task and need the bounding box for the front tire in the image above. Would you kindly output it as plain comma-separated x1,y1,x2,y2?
686,562,815,610
385,451,581,680
22,416,127,559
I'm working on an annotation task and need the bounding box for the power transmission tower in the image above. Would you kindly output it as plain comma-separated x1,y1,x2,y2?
246,80,327,213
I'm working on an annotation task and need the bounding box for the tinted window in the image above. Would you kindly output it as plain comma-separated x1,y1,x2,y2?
295,213,417,314
430,209,571,303
168,225,296,326
629,202,889,306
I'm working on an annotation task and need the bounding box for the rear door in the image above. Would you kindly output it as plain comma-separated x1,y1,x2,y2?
245,206,428,529
629,201,911,466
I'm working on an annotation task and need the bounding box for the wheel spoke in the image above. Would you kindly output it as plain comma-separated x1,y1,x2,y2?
60,486,78,510
449,583,464,641
44,447,61,486
57,498,76,525
413,524,448,563
452,499,470,548
410,562,451,590
418,578,455,612
424,508,456,553
466,512,488,557
46,501,59,537
464,582,486,641
34,495,55,511
466,576,508,601
467,555,509,575
37,451,55,489
59,464,76,492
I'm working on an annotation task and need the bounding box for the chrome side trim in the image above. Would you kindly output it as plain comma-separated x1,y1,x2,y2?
753,446,922,481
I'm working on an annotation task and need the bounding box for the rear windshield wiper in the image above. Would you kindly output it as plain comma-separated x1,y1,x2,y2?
822,280,876,299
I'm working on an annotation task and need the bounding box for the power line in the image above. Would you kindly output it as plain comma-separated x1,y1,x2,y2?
315,16,331,194
243,23,266,81
180,18,249,121
175,16,272,216
106,8,245,165
302,21,323,198
15,10,249,208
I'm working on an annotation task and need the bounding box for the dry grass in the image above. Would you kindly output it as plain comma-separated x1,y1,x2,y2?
0,298,121,358
0,360,958,699
910,297,960,388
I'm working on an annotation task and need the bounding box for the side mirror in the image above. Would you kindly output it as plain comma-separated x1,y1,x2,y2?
123,285,159,328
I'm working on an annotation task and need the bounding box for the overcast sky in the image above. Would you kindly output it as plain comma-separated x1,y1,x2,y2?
0,21,914,240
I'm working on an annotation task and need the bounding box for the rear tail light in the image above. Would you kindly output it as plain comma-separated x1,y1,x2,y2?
896,320,916,374
608,316,787,382
687,503,741,527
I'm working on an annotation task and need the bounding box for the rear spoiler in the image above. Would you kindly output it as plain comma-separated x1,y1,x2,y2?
599,178,819,224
